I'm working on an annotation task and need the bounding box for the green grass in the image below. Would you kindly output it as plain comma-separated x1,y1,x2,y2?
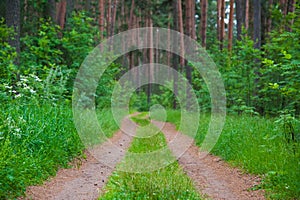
0,101,84,199
97,109,123,138
152,110,300,200
131,113,151,127
99,115,203,200
0,101,120,199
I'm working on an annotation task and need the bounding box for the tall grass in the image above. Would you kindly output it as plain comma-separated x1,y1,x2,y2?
0,101,120,199
0,101,84,199
153,110,300,200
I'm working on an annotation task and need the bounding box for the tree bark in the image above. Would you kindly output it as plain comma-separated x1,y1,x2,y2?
178,0,184,68
185,0,193,109
167,13,171,69
147,14,154,105
228,0,234,51
110,0,118,36
56,0,67,30
99,0,105,39
220,0,225,50
245,0,249,32
191,0,196,40
253,0,261,49
200,0,208,48
267,0,273,33
128,0,135,70
236,0,244,40
106,0,112,37
6,0,20,66
287,0,296,30
217,0,221,42
185,0,191,35
129,0,135,29
172,0,179,109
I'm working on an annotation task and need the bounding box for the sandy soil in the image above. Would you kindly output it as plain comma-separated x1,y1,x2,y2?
152,120,265,200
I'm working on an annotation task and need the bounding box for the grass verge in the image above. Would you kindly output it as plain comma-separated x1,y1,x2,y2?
0,101,120,199
0,101,84,199
99,116,203,200
152,110,300,200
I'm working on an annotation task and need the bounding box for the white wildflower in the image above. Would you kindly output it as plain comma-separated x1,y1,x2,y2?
4,85,12,89
15,93,22,98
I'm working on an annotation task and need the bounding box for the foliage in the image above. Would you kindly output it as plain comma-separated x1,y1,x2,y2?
0,18,16,84
260,21,300,116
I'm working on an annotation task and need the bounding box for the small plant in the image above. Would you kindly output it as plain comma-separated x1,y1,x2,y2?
275,110,300,153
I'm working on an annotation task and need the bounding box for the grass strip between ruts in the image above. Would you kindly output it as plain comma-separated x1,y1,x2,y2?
99,114,204,200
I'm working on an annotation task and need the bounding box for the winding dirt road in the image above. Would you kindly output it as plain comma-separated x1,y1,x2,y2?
23,117,265,200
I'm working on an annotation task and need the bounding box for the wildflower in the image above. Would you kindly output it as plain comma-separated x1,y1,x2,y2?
4,85,12,89
30,89,36,94
15,94,22,98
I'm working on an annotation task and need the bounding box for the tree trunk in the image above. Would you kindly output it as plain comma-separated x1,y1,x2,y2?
253,0,261,106
110,0,118,36
172,0,179,109
236,0,244,40
217,0,221,42
178,0,184,68
99,0,105,39
200,0,208,48
156,28,159,64
147,14,154,105
253,0,261,49
185,0,191,35
287,0,296,31
47,0,56,21
167,13,171,68
191,0,196,40
56,0,67,30
6,0,20,66
128,0,135,70
280,0,288,17
129,0,135,29
228,0,234,51
245,0,249,32
267,0,273,33
220,0,225,50
185,0,193,109
106,0,111,37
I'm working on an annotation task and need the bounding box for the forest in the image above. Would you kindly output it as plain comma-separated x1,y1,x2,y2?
0,0,299,199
